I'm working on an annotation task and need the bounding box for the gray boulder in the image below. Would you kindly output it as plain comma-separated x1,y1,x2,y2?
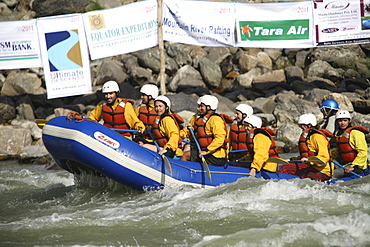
205,47,231,65
166,42,193,67
0,125,32,153
168,65,206,92
1,71,45,96
198,57,222,89
95,59,129,86
273,91,321,126
137,47,178,75
166,92,197,113
236,68,262,88
307,60,342,83
251,96,277,114
11,119,42,140
310,46,366,69
238,53,258,73
276,124,302,146
285,66,304,83
0,96,16,123
18,145,50,164
15,95,35,121
32,0,88,17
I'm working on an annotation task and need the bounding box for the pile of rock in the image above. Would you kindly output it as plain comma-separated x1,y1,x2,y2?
1,0,370,163
2,43,370,162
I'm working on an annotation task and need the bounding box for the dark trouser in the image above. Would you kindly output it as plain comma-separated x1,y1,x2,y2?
190,149,227,166
228,152,244,162
332,164,363,179
279,162,330,182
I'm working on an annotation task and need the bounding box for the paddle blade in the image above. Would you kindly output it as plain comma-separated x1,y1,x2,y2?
162,155,173,176
307,156,327,166
36,119,48,129
201,156,212,183
266,157,289,165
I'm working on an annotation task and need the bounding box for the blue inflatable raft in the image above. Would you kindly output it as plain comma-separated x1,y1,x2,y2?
42,115,369,191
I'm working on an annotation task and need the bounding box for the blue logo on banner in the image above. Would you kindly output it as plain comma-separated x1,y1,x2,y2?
45,30,83,72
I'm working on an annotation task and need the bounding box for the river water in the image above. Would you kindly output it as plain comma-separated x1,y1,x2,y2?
1,159,370,247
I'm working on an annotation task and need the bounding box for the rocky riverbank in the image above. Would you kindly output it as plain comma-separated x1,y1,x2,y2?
1,0,370,163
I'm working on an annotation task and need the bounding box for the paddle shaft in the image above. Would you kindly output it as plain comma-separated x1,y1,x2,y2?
189,127,212,182
111,128,139,133
146,128,161,151
229,149,249,153
332,160,361,178
146,127,173,176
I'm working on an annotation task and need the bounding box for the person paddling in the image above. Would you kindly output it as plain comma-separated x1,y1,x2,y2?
141,96,183,158
243,115,279,176
134,84,159,144
89,80,145,139
332,110,369,179
319,98,339,134
189,95,228,166
228,104,253,162
279,113,334,181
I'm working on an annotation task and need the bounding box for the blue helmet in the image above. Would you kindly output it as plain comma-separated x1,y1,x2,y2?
319,99,339,110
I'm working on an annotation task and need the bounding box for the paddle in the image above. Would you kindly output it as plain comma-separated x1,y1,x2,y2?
188,127,212,182
266,157,290,165
229,149,249,153
111,128,139,133
36,119,48,128
332,160,361,178
146,128,173,176
306,156,328,166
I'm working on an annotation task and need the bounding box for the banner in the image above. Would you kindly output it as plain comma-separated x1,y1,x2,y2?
0,20,42,69
163,0,235,46
37,14,92,99
84,0,158,60
314,0,370,46
235,1,314,48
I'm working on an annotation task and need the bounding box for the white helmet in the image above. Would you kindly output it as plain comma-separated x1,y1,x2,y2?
102,81,120,93
200,95,218,110
155,95,171,109
236,104,253,116
298,113,317,126
336,110,351,120
140,84,159,98
197,96,203,105
243,115,262,128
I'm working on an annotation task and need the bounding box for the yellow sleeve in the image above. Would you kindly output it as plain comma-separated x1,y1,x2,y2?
205,115,227,154
135,105,141,117
124,102,145,131
88,101,104,121
180,114,196,140
227,129,232,151
179,128,189,140
307,133,332,176
308,133,330,166
160,116,180,152
349,130,369,170
251,134,271,172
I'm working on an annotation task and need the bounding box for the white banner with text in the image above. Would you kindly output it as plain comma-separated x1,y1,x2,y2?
163,0,235,46
0,20,42,69
314,0,370,46
37,14,92,99
235,1,314,48
83,0,158,60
